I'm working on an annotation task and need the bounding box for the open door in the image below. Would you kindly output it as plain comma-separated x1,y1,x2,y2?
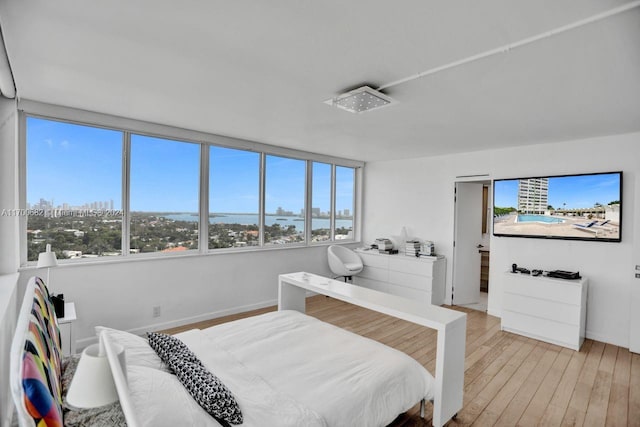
452,182,483,305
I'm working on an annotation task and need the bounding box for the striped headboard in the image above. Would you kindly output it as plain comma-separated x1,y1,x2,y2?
10,277,63,427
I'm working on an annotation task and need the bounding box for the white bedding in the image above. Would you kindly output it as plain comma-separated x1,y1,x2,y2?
176,310,434,427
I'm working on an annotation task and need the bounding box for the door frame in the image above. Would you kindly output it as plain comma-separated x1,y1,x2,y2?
452,177,492,306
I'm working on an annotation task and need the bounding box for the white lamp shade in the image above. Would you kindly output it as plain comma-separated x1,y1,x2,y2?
37,244,58,268
66,343,124,408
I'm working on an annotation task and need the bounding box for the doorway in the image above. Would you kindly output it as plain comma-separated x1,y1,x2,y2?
452,180,491,311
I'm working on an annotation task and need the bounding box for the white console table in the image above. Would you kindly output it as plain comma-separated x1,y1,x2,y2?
278,272,466,427
354,248,446,305
501,272,588,351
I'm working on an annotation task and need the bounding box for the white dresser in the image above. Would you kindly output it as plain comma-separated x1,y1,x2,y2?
353,249,446,305
501,272,588,350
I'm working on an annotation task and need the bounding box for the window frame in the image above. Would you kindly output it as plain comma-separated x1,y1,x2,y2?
18,102,362,266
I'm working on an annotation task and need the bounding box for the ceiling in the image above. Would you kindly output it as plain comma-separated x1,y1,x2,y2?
1,0,639,162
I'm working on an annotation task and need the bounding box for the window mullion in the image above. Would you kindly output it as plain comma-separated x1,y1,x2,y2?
122,131,131,256
199,144,209,253
259,153,265,247
330,164,336,241
305,160,312,244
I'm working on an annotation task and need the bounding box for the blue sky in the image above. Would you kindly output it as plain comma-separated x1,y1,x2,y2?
494,173,621,209
27,117,353,213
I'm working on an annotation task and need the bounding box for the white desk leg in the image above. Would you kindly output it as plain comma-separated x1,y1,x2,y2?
432,315,466,427
278,279,307,313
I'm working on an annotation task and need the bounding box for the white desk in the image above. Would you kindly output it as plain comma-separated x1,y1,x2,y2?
278,272,467,427
58,302,77,356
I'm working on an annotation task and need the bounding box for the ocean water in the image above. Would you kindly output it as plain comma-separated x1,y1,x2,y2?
164,213,352,232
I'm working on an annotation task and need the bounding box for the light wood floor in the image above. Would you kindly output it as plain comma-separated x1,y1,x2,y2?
162,295,640,426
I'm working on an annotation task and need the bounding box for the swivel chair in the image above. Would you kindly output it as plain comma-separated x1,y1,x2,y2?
327,245,363,282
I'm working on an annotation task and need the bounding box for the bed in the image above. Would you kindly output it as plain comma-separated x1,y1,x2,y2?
11,276,438,427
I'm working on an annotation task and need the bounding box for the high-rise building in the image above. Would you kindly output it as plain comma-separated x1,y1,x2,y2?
518,178,548,214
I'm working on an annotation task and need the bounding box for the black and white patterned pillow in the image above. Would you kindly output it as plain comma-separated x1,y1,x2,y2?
168,356,243,425
147,332,201,367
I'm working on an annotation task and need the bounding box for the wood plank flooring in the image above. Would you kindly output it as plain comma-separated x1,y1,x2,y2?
161,295,639,426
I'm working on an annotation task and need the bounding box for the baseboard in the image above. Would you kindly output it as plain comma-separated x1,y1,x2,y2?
76,298,278,350
585,329,628,349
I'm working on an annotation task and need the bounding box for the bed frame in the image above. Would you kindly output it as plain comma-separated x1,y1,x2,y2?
278,272,467,427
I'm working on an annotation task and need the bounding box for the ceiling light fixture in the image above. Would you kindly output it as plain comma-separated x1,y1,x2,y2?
324,86,396,114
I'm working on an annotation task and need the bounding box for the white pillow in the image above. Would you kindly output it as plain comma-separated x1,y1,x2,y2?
95,326,169,372
127,365,223,427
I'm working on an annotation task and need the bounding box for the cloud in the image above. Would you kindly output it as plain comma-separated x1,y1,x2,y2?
44,139,53,148
60,140,70,149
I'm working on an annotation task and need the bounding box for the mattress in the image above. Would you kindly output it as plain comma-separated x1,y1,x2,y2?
176,310,434,427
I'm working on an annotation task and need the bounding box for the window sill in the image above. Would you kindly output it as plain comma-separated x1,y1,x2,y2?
19,239,359,270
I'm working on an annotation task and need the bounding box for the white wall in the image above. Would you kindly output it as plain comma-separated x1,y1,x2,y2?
0,96,18,273
0,97,18,427
363,132,639,348
18,245,334,348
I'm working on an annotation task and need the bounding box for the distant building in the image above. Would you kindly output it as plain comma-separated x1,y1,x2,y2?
518,178,548,214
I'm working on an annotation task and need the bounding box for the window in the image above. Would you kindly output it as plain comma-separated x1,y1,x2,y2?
129,134,200,254
311,162,332,242
209,146,260,249
264,155,306,245
25,117,123,261
335,166,355,239
23,113,360,265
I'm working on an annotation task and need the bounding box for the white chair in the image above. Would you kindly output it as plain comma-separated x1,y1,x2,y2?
327,245,363,282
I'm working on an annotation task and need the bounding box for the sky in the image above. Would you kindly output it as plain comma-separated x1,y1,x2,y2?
494,173,621,210
27,117,354,213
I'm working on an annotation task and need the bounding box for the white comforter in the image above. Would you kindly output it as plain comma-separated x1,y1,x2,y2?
176,310,434,427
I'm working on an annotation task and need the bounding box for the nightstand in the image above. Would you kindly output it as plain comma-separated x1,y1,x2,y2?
58,302,77,356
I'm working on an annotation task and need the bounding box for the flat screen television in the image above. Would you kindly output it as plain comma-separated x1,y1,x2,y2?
493,171,622,242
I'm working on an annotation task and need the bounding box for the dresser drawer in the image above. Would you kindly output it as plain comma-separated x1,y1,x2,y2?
506,276,582,304
388,270,432,292
502,310,580,349
359,265,388,282
359,252,389,269
389,256,433,277
503,292,580,326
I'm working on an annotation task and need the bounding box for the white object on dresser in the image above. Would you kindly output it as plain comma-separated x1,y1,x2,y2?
58,302,77,356
278,272,467,427
353,248,446,305
501,272,588,351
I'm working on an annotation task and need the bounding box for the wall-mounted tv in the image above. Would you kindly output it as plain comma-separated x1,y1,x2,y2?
493,171,622,242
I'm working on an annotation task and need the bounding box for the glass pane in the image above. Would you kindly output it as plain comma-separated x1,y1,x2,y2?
130,135,199,254
311,162,331,242
264,155,306,245
209,147,260,249
26,117,123,261
335,166,355,239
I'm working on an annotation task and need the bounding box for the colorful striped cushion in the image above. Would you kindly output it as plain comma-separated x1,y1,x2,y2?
21,277,63,427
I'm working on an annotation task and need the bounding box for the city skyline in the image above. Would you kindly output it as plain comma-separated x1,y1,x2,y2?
28,197,351,217
27,117,354,214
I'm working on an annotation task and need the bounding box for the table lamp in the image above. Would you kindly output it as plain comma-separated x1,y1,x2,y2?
66,342,124,408
37,243,64,317
37,243,58,287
